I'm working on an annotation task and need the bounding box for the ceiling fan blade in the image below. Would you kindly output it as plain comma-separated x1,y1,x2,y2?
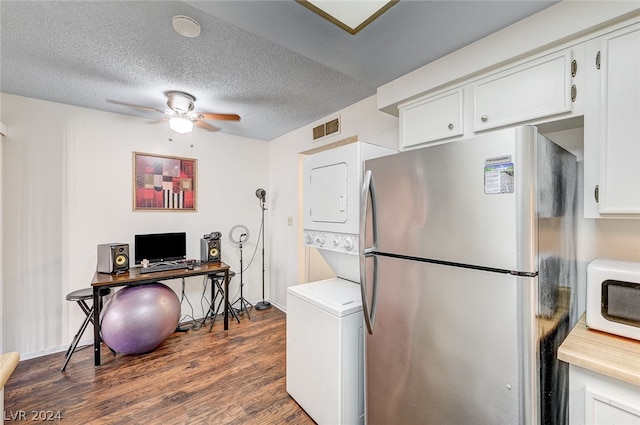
106,99,167,115
197,112,241,121
145,117,169,124
194,120,220,132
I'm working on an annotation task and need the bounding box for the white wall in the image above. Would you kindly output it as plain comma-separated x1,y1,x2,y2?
267,95,398,310
1,93,268,359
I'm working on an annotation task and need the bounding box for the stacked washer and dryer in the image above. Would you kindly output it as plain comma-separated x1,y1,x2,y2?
286,141,395,425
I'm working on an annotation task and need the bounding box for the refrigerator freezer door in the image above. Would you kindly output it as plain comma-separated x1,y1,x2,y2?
365,255,537,425
364,126,537,273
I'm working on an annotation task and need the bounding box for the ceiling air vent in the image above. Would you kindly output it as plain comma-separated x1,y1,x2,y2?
313,124,325,140
312,116,341,141
325,118,339,136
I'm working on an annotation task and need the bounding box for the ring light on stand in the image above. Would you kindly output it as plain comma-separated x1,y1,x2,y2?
229,225,250,246
229,225,252,317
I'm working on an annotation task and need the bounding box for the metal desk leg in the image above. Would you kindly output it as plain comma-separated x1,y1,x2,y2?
93,286,101,366
224,269,229,331
208,278,240,331
211,274,215,322
199,276,214,327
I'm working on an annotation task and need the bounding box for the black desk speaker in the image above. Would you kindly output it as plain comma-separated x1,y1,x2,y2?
97,243,129,273
201,238,221,263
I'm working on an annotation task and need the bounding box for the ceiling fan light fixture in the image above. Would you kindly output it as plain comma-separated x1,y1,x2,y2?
109,90,238,134
169,116,194,134
172,15,201,38
166,91,195,113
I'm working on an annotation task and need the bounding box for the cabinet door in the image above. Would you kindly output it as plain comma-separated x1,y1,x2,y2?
399,88,463,149
473,50,573,132
583,37,602,218
598,23,640,214
569,365,640,425
585,388,640,424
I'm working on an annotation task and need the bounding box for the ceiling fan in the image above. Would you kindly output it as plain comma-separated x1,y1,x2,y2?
108,91,240,134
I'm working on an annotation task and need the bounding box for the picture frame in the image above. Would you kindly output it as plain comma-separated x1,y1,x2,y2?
133,152,197,211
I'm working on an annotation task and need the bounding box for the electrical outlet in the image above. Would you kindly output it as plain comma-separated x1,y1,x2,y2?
287,216,293,226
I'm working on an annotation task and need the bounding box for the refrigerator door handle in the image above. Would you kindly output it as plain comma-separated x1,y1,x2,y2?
360,170,378,334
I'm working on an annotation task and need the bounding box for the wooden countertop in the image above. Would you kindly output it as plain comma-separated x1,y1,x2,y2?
558,314,640,387
0,352,19,389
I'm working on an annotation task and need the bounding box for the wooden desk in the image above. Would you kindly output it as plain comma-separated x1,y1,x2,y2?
90,262,230,366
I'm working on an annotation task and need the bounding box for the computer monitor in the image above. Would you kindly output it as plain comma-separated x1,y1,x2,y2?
134,232,187,264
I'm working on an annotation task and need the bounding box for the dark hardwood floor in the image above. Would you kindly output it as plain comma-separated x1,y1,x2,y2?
4,307,315,424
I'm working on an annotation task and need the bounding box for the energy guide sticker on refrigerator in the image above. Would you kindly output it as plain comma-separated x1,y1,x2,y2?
484,155,515,194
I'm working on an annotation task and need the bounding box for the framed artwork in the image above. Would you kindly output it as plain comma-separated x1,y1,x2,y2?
133,152,197,211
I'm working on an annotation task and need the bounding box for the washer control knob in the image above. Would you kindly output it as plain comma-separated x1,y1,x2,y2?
305,233,314,244
344,237,354,251
333,238,340,247
315,236,325,246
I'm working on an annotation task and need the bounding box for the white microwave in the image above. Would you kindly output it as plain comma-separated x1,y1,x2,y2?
587,259,640,341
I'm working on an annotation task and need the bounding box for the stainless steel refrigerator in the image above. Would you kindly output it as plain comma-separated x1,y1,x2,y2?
359,126,577,425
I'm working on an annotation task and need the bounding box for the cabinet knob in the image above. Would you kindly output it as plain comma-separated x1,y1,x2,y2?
448,123,454,130
481,115,488,122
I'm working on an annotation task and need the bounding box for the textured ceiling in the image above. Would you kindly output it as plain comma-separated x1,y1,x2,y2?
0,1,557,141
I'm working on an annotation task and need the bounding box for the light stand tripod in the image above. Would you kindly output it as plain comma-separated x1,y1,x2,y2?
255,189,271,311
230,225,252,318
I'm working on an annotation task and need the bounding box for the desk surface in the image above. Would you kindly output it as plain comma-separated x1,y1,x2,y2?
91,262,230,287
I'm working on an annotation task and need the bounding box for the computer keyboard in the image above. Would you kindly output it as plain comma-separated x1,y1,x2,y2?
139,262,190,274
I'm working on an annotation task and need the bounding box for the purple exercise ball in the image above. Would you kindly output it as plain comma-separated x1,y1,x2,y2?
100,283,180,354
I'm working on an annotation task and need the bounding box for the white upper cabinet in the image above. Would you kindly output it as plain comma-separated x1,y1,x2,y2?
596,23,640,215
399,88,463,149
473,50,575,132
398,48,580,151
